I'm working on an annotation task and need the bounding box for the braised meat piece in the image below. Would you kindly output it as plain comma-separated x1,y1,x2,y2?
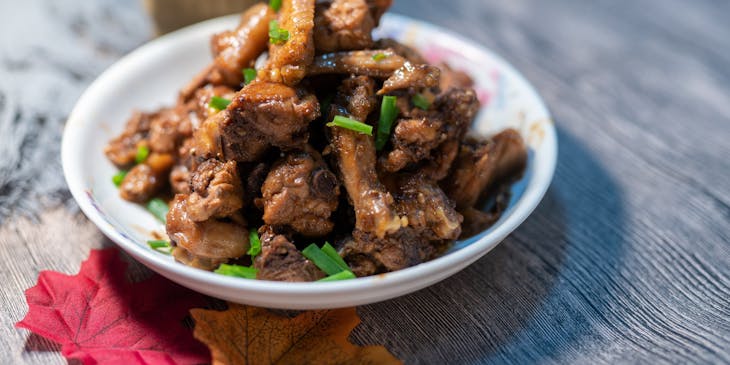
374,38,426,64
395,174,462,242
104,111,152,167
186,159,244,222
340,228,428,277
443,129,527,209
314,0,376,52
180,4,274,98
170,138,196,195
381,116,446,171
193,82,320,162
329,76,402,238
167,194,250,268
261,147,340,237
381,88,480,180
308,49,406,77
209,4,275,86
438,63,474,90
254,226,325,281
379,62,441,95
119,153,175,203
261,0,316,85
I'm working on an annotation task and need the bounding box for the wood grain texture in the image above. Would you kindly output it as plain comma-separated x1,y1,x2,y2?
2,0,729,364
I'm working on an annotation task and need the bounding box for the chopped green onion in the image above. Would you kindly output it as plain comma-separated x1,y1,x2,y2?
269,0,282,12
326,115,373,135
215,264,258,279
318,270,356,282
375,95,398,150
242,68,257,85
135,145,149,164
147,239,169,249
209,96,231,111
372,53,387,61
112,170,128,187
321,242,350,273
146,198,168,223
247,229,262,258
302,244,345,276
412,93,431,110
147,240,171,254
269,20,289,45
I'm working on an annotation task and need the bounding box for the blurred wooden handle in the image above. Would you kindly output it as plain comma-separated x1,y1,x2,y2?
143,0,259,35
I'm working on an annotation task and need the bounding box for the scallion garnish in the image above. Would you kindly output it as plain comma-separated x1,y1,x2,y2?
411,93,431,110
268,20,289,45
302,244,345,276
215,264,258,279
135,145,149,164
321,242,350,273
375,95,398,150
112,170,128,187
318,270,356,282
326,115,373,135
146,198,168,223
247,229,262,258
209,96,231,111
147,240,171,254
372,53,387,61
269,0,282,12
242,68,257,85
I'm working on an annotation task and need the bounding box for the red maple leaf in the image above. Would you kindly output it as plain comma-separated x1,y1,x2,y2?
16,248,210,365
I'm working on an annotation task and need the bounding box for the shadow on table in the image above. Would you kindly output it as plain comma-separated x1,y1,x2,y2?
353,126,628,364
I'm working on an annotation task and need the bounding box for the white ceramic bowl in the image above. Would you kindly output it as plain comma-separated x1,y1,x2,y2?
62,13,556,309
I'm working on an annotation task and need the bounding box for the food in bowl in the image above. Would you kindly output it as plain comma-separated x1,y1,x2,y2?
104,0,527,282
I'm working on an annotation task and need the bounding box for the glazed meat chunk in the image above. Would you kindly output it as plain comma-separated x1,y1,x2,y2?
382,88,480,180
167,195,250,270
340,228,428,277
254,226,325,281
314,0,381,52
185,159,244,222
119,153,175,203
261,148,340,237
193,82,320,162
104,111,152,167
442,129,527,209
329,76,402,238
395,174,462,242
261,0,316,85
309,49,406,77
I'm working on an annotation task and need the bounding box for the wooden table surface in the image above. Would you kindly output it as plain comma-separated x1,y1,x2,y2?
1,0,728,363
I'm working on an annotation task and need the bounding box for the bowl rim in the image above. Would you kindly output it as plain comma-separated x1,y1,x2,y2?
62,13,556,302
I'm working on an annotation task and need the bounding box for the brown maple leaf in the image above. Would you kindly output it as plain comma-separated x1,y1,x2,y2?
191,304,402,365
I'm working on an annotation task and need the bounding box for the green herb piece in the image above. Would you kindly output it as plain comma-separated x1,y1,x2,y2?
375,95,398,150
247,229,262,258
321,242,350,272
242,68,257,85
147,240,171,254
302,244,345,276
146,198,169,223
269,0,282,12
147,239,169,249
318,270,356,282
326,115,373,135
209,96,231,111
215,264,258,279
372,53,387,61
135,145,149,164
411,93,431,110
268,20,290,45
112,170,128,187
